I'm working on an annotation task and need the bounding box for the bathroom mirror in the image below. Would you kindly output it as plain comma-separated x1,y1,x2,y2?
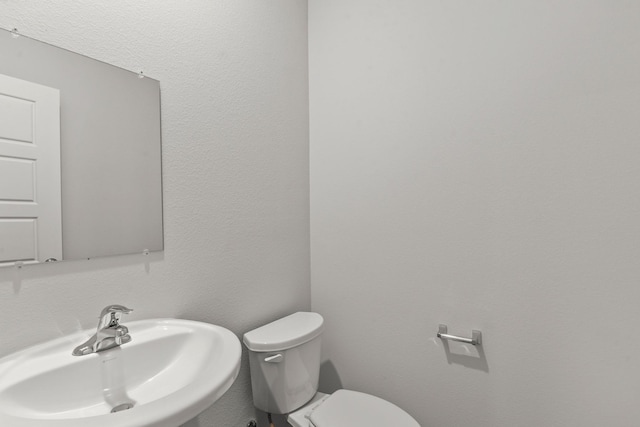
0,28,163,266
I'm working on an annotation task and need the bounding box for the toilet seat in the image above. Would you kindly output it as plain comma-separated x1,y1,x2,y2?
290,390,420,427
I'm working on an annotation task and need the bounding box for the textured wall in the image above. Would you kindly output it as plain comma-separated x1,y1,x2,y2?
310,1,640,426
0,1,309,426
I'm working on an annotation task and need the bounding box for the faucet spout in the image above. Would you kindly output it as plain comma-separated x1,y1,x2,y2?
73,305,133,356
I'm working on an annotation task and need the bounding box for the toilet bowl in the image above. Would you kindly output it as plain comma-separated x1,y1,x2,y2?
287,390,420,427
243,312,420,427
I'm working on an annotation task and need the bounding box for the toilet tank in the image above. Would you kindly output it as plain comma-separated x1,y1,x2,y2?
243,312,324,414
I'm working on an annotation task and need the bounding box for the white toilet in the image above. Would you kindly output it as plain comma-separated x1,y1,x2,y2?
243,312,420,427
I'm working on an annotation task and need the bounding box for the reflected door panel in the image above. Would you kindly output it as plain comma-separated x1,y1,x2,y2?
0,73,61,265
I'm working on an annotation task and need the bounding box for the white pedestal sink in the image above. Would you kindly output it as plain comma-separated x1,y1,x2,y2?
0,319,242,427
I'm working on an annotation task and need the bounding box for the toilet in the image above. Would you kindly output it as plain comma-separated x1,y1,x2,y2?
243,312,420,427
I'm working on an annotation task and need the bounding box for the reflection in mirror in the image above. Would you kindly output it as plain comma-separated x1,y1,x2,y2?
0,28,163,266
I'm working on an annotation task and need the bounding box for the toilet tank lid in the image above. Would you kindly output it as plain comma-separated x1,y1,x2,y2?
243,312,324,352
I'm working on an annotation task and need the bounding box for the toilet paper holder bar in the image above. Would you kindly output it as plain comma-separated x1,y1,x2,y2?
437,324,482,346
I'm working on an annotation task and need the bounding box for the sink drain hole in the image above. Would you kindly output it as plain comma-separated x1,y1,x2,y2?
111,402,135,413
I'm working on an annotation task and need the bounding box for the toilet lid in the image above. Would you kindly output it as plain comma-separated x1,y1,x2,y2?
308,390,420,427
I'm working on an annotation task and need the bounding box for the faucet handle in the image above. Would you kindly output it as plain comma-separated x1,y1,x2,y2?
99,304,133,317
98,304,133,327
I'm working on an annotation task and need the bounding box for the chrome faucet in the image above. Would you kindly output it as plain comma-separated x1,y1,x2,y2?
72,305,133,356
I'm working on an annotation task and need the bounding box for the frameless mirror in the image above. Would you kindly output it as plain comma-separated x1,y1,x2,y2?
0,28,163,266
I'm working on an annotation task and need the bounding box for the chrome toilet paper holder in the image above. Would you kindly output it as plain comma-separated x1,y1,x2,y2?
437,324,482,346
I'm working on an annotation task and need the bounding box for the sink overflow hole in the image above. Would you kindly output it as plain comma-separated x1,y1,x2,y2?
111,402,135,413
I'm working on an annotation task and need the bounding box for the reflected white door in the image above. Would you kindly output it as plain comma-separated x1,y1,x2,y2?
0,73,61,265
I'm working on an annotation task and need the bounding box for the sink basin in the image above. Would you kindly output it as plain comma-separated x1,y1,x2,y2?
0,318,242,427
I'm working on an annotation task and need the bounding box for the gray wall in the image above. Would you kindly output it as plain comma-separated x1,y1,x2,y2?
0,1,310,426
310,1,640,426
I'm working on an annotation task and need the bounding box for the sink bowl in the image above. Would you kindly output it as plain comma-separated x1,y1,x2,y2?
0,318,242,427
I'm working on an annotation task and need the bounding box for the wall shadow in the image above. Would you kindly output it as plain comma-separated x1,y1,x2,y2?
0,250,164,295
253,410,288,427
180,418,201,427
318,359,343,394
440,339,489,373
